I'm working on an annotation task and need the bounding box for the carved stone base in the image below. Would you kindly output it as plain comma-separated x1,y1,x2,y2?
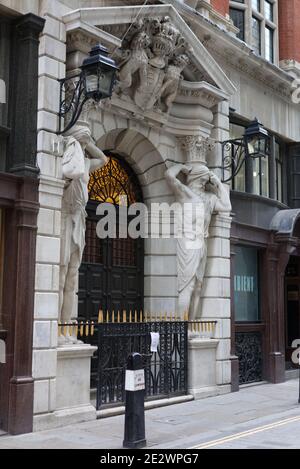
56,344,97,410
33,344,97,432
188,338,219,399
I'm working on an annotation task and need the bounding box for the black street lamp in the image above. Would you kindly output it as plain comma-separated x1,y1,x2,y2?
244,118,270,159
57,44,118,135
222,118,270,183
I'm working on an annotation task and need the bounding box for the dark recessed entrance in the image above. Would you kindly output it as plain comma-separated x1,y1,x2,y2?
285,256,300,369
78,155,144,382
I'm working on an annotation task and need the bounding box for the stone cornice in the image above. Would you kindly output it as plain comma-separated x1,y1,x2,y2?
176,81,228,107
172,2,294,100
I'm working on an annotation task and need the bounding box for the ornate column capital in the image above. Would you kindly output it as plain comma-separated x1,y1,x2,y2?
178,136,215,165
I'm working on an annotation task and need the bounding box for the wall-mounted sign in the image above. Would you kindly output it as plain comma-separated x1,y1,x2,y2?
234,246,260,322
125,369,145,392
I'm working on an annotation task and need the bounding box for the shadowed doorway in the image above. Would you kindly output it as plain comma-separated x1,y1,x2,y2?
78,154,144,383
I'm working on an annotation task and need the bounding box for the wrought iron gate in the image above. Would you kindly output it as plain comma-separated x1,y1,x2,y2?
96,320,188,410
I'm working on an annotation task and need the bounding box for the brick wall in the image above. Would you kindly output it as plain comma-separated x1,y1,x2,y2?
278,0,300,62
211,0,229,16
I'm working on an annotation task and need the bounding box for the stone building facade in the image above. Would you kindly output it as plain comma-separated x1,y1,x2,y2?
1,0,300,434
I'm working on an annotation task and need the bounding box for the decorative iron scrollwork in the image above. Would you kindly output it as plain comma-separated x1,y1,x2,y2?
236,331,263,385
222,138,246,183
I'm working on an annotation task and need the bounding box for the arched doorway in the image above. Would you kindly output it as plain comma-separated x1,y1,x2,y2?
78,153,144,325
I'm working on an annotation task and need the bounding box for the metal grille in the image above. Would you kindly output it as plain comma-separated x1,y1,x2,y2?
96,321,188,409
112,238,136,267
236,331,263,385
82,219,103,265
88,155,142,206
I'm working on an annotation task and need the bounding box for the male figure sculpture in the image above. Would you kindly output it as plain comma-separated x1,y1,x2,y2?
59,123,108,335
165,164,231,320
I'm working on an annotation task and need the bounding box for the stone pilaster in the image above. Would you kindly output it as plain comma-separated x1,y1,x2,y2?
8,14,45,177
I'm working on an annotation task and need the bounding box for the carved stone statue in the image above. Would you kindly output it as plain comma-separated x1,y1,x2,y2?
160,54,190,113
165,163,232,320
59,122,108,342
116,16,192,113
118,31,151,93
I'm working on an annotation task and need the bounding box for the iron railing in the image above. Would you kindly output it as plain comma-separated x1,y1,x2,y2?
58,312,217,410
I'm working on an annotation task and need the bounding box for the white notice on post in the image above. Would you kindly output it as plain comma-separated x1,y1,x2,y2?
151,332,160,353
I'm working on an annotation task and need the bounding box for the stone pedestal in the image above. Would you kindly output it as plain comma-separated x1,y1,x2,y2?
56,344,96,411
188,338,220,399
33,344,97,431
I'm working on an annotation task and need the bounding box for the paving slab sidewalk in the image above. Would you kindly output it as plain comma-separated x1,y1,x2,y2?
0,379,299,449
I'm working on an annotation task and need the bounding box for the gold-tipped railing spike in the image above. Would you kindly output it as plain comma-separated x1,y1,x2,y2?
98,310,104,324
134,310,138,323
117,311,121,324
106,310,109,324
164,312,168,322
85,321,90,337
112,311,115,324
140,310,143,323
74,321,78,337
68,324,73,337
80,321,84,337
91,321,95,336
129,310,132,323
123,310,127,323
63,322,68,337
58,324,62,337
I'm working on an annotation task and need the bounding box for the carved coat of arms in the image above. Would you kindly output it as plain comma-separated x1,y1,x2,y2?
116,17,192,113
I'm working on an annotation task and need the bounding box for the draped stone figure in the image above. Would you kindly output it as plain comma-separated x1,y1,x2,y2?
59,123,108,341
165,164,231,320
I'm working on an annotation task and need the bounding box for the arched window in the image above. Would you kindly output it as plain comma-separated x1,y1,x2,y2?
88,154,142,205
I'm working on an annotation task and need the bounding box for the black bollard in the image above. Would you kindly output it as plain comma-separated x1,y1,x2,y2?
123,353,146,449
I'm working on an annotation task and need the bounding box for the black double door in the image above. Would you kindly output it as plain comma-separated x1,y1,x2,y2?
78,202,144,324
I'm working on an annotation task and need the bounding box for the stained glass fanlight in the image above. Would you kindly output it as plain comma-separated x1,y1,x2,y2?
88,155,142,205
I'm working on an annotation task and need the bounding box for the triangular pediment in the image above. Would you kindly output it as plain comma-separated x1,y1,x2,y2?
63,3,236,97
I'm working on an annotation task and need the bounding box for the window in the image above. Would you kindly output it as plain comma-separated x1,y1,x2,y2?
229,118,285,201
229,1,277,63
264,0,273,21
252,16,261,55
0,18,11,172
265,26,274,62
275,142,283,202
230,8,245,41
88,155,142,205
234,246,260,322
252,0,261,11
